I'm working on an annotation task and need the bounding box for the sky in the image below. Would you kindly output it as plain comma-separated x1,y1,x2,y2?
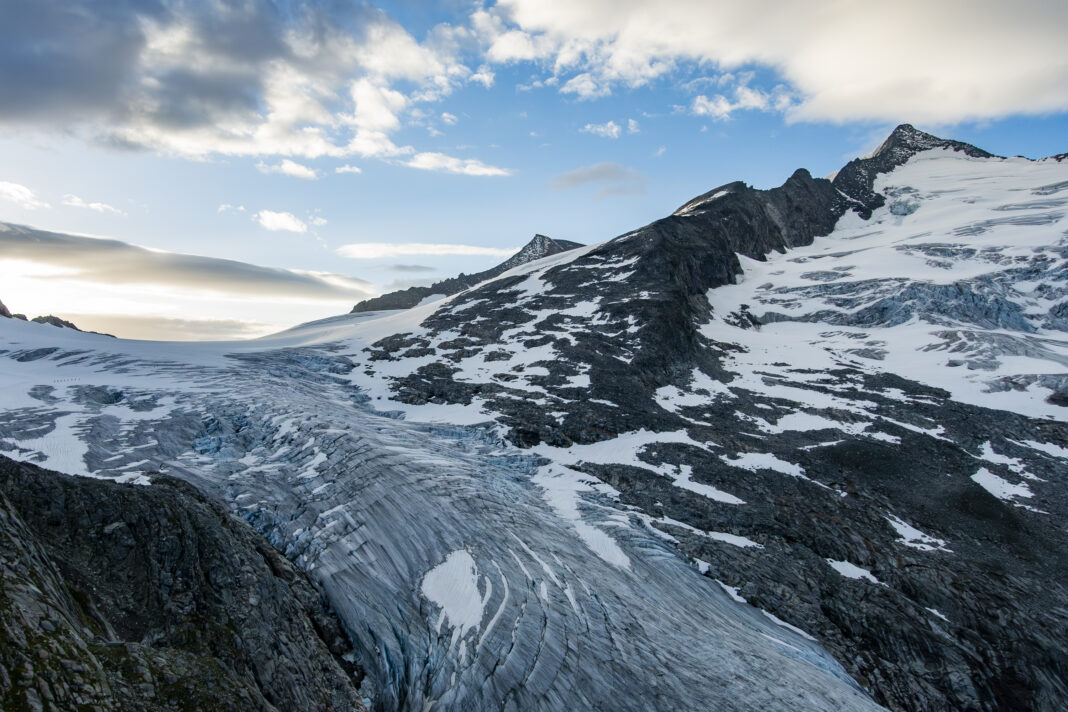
0,0,1065,340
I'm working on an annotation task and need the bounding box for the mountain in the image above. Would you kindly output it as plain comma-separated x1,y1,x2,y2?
351,234,583,312
1,125,1065,711
0,455,365,711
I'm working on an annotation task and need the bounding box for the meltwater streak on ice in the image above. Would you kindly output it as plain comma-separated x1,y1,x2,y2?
0,318,884,712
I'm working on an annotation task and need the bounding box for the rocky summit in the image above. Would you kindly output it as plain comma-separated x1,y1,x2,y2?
0,125,1065,711
351,234,583,313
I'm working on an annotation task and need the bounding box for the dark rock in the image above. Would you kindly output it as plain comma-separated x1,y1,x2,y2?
31,315,83,331
0,455,365,712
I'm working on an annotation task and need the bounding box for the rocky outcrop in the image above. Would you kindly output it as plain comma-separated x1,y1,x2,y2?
351,234,582,313
0,455,365,712
30,315,83,331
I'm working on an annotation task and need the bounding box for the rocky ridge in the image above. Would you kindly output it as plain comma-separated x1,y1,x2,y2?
0,455,365,712
351,234,582,313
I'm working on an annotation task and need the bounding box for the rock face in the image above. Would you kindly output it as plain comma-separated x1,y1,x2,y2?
31,315,84,331
0,455,365,712
351,234,583,313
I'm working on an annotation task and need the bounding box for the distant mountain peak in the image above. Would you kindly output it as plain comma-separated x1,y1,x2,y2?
351,234,583,313
496,234,584,272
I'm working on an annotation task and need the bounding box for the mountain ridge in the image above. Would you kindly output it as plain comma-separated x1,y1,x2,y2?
351,234,583,313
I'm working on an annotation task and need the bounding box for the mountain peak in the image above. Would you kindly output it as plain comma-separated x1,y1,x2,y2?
496,234,584,272
831,123,998,217
868,123,996,163
350,234,584,313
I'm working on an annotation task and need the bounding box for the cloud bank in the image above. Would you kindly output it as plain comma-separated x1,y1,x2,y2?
0,0,508,174
0,222,373,301
474,0,1068,124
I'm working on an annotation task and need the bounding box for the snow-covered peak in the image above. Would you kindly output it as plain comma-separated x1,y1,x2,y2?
495,234,584,271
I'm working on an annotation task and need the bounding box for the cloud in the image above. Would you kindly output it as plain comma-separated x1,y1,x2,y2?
551,162,645,197
309,216,328,226
580,120,621,138
218,203,246,213
59,313,274,341
627,118,639,134
337,242,517,259
0,0,504,174
475,0,1068,124
256,159,318,180
254,210,307,233
0,221,373,302
0,181,49,210
470,65,495,87
389,264,437,273
335,164,362,174
62,194,124,215
560,73,609,99
692,82,794,121
405,152,511,176
441,112,459,125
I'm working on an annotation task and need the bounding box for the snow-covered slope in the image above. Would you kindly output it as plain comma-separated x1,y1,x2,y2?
1,126,1065,711
712,149,1067,418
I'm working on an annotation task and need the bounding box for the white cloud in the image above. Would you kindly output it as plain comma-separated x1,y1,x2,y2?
218,203,246,213
581,120,621,138
309,216,328,226
561,73,609,99
0,181,49,210
692,82,794,121
470,64,495,87
337,242,517,259
627,118,640,133
335,164,362,174
62,194,124,215
405,152,511,176
654,146,666,157
255,210,307,233
691,94,734,121
476,0,1068,124
441,112,459,125
348,78,408,132
256,159,319,180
